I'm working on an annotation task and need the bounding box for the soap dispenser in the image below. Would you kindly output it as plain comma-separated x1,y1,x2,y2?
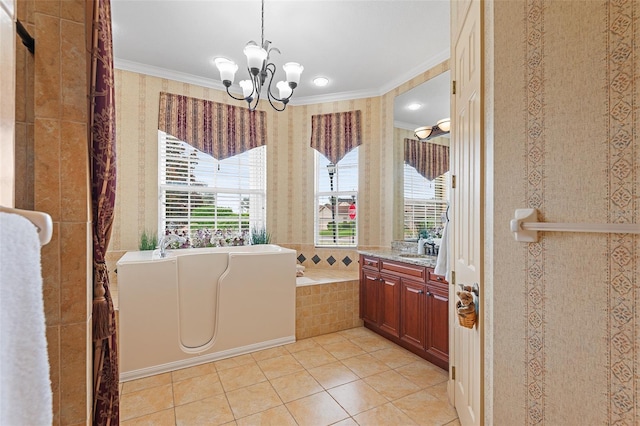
417,237,425,255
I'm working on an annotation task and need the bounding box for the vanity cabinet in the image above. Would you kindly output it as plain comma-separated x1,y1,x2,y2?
359,254,448,369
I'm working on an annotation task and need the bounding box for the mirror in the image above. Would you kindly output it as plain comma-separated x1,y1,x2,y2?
393,70,451,241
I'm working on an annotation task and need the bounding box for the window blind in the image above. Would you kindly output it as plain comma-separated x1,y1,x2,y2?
315,148,358,247
404,164,449,239
158,131,266,242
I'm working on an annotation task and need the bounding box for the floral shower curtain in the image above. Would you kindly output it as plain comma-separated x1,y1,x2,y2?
90,0,118,424
404,138,449,180
310,110,362,164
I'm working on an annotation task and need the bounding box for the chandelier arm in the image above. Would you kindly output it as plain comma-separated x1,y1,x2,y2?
267,95,287,112
225,85,249,102
264,63,293,104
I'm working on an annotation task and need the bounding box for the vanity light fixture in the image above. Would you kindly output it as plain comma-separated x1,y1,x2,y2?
414,117,451,141
214,0,303,112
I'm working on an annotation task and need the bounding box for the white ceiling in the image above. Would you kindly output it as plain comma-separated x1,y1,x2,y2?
111,0,450,129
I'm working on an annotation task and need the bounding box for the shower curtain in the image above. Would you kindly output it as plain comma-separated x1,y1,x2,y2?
90,0,118,424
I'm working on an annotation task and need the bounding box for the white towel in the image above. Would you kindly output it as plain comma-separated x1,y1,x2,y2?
0,213,53,425
434,220,450,282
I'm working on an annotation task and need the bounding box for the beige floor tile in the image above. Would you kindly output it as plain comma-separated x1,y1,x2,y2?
351,335,395,352
270,370,323,403
119,383,174,421
308,361,359,389
120,408,176,426
173,372,224,406
218,363,267,392
395,361,448,388
331,418,359,426
369,347,422,369
341,353,390,378
285,391,349,426
291,346,339,369
214,354,255,371
354,402,418,426
284,338,319,353
225,381,283,419
364,370,421,401
312,332,347,346
322,340,367,360
235,405,297,426
338,327,377,340
251,346,290,362
172,362,217,382
221,422,237,426
174,394,234,426
121,373,172,395
393,390,458,426
424,381,450,402
327,380,388,416
257,354,304,380
445,419,461,426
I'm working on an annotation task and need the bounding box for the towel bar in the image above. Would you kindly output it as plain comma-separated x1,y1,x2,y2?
510,208,640,242
0,206,52,246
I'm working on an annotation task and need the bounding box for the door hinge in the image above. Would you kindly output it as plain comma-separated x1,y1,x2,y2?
451,365,456,380
451,175,456,189
451,271,455,286
452,80,456,95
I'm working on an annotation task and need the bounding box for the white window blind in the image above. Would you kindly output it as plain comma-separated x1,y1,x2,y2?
158,131,266,241
315,148,358,247
404,164,449,239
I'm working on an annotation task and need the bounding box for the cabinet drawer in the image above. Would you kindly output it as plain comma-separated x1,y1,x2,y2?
428,270,448,285
361,256,380,270
380,260,426,280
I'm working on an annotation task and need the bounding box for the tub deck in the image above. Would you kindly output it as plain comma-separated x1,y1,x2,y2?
295,268,362,339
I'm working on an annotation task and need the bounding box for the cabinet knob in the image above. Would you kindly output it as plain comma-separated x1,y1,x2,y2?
427,291,432,296
436,276,443,281
418,290,424,294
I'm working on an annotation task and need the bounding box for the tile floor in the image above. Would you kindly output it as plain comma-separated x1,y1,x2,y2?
120,327,460,426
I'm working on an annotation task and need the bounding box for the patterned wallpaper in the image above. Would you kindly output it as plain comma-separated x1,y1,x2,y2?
492,1,638,424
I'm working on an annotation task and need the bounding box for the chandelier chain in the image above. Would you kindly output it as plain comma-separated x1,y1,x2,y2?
261,0,265,46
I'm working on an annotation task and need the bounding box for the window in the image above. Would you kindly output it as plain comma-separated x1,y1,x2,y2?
404,165,449,239
315,148,358,247
158,131,266,243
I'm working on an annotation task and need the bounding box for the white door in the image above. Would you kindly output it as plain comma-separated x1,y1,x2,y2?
450,0,482,425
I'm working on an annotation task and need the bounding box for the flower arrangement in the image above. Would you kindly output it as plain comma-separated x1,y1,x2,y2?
163,228,249,249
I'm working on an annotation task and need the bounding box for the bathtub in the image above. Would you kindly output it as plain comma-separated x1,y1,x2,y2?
116,244,296,381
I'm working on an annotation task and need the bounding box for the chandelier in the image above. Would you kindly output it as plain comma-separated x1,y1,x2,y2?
414,118,451,141
214,0,304,112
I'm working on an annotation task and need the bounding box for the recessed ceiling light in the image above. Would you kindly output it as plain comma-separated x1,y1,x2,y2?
313,77,329,87
407,103,422,111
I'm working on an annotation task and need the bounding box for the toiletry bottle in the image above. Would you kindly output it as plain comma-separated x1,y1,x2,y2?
418,237,425,255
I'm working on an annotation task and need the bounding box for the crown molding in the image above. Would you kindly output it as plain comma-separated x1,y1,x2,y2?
115,50,450,106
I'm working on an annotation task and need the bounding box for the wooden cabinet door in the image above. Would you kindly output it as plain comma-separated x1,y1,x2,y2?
400,279,426,351
426,283,449,367
378,273,401,337
360,269,379,325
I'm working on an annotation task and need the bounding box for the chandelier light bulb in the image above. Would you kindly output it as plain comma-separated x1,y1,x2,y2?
214,58,238,85
283,62,304,87
276,81,292,99
243,43,268,74
239,80,254,99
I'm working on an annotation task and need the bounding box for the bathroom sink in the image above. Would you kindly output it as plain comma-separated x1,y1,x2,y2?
398,253,429,258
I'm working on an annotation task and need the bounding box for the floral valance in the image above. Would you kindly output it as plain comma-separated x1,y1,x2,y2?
158,92,267,160
404,138,450,181
310,110,362,164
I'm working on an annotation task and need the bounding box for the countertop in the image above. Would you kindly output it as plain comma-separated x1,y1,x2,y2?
357,249,438,268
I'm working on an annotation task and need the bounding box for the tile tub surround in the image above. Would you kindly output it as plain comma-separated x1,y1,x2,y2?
296,269,362,340
119,327,458,425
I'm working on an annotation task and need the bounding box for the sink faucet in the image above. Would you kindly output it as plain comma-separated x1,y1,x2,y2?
158,234,186,258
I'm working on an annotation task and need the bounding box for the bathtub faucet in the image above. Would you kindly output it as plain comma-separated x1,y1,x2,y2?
158,234,186,258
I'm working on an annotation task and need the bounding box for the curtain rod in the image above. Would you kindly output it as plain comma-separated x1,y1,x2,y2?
16,19,35,54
